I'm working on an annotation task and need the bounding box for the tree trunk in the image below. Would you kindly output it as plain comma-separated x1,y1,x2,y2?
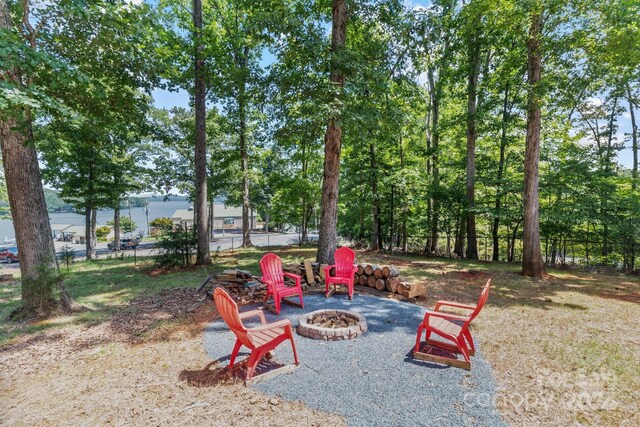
493,82,511,261
370,144,381,251
628,85,638,189
1,118,62,316
0,0,82,317
237,45,252,248
521,9,546,278
465,13,481,260
427,70,440,254
114,204,120,252
193,0,211,264
317,0,347,264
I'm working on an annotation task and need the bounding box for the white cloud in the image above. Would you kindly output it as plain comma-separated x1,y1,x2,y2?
622,112,632,119
586,97,603,107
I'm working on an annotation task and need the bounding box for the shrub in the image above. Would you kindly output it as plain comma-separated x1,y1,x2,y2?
96,226,111,239
154,225,197,268
150,217,174,235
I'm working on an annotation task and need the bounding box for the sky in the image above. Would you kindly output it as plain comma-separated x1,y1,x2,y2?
150,3,637,170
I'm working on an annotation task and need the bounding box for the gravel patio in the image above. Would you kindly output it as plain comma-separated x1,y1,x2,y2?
204,294,505,426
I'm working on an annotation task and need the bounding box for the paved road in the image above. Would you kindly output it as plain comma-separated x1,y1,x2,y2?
1,232,314,269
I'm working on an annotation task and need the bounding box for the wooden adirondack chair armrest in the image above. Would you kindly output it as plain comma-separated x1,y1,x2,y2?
283,272,301,286
239,309,266,324
434,300,476,312
324,264,336,277
248,319,292,333
422,309,470,323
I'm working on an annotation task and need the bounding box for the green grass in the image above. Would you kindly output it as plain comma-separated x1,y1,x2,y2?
0,246,306,344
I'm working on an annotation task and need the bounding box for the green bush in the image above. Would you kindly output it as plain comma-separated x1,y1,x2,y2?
96,226,111,239
150,217,174,235
154,225,197,268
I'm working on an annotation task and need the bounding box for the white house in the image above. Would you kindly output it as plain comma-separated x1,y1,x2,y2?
171,205,256,230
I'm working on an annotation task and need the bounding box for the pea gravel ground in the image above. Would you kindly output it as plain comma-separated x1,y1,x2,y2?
204,294,505,427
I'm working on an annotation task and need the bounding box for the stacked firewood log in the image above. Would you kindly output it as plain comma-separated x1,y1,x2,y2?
201,269,268,304
281,261,427,299
353,264,425,297
354,264,402,292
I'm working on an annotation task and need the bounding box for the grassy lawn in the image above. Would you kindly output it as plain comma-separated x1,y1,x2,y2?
1,246,639,426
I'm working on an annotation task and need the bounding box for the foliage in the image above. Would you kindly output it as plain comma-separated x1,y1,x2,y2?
150,217,174,234
154,226,198,268
107,217,137,235
95,226,111,239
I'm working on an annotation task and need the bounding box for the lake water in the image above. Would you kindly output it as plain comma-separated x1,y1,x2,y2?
0,199,191,242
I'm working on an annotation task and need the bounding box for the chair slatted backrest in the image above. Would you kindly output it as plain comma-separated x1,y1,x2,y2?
260,253,285,288
334,247,356,277
213,288,253,348
464,279,491,329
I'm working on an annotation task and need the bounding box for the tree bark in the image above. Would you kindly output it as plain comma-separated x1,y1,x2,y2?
522,9,546,278
0,0,83,318
85,157,96,260
627,85,638,190
114,204,120,253
370,144,381,251
193,0,211,264
236,45,252,247
317,0,347,264
465,12,481,260
0,117,62,316
493,82,511,261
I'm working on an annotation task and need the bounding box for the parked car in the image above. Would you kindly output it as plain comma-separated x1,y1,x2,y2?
107,238,139,251
0,247,19,263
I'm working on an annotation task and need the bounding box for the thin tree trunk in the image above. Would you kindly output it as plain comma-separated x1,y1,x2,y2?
209,199,214,239
628,85,638,189
522,9,546,278
370,143,381,251
85,159,96,260
114,204,120,252
465,12,481,260
238,45,252,247
317,0,347,264
493,83,511,261
193,0,210,264
428,70,440,254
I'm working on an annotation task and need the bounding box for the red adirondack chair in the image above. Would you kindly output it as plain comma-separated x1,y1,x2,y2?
324,247,358,299
413,279,491,370
260,253,304,314
213,287,299,381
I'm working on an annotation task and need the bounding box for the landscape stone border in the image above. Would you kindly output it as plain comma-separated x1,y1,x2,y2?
297,309,367,341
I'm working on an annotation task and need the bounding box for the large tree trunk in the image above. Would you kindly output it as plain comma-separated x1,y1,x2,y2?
0,118,64,316
0,0,82,318
465,12,481,260
521,9,546,278
317,0,347,264
628,85,638,189
193,0,211,264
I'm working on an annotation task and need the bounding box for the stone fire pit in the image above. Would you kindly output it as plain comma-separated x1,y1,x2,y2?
297,309,367,341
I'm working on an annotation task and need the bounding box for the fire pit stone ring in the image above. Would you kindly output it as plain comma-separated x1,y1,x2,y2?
297,309,367,341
